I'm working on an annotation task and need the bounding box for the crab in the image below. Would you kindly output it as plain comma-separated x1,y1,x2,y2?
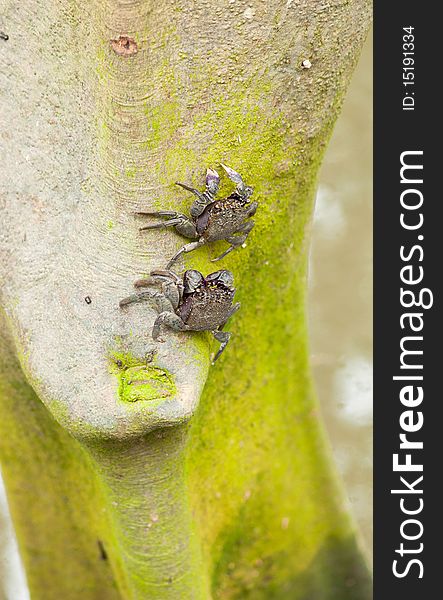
136,165,257,268
119,268,240,362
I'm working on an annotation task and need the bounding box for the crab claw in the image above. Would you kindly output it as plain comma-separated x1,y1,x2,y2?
206,168,220,194
221,164,253,199
183,269,205,294
220,164,244,185
206,270,235,289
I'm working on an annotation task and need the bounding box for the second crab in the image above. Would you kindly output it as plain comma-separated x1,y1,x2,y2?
136,165,257,268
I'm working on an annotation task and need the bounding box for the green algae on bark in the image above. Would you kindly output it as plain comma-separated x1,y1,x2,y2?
109,351,176,403
0,337,121,600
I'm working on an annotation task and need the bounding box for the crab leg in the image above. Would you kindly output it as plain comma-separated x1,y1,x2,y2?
166,239,205,269
131,276,157,288
211,330,231,363
211,245,236,262
133,273,182,310
135,211,197,238
219,303,241,329
135,210,179,217
211,221,255,262
119,290,175,313
139,218,184,231
152,312,189,341
175,182,203,198
177,169,220,218
150,269,182,283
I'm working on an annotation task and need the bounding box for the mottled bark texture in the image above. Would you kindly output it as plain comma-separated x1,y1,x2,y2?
1,1,371,598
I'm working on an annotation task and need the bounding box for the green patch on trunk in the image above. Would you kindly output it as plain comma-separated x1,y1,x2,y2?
108,351,176,403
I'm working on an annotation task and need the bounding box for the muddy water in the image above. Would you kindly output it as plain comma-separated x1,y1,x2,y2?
309,35,373,559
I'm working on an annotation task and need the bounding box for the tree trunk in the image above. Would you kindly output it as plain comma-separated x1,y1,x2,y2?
0,1,372,598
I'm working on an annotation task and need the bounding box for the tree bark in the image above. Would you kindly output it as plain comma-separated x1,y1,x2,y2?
1,1,372,598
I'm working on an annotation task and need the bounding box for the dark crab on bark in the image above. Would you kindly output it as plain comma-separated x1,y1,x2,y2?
119,269,240,363
136,165,257,268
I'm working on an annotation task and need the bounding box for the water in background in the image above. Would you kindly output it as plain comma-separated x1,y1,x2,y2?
0,472,29,600
0,35,373,596
309,35,372,559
